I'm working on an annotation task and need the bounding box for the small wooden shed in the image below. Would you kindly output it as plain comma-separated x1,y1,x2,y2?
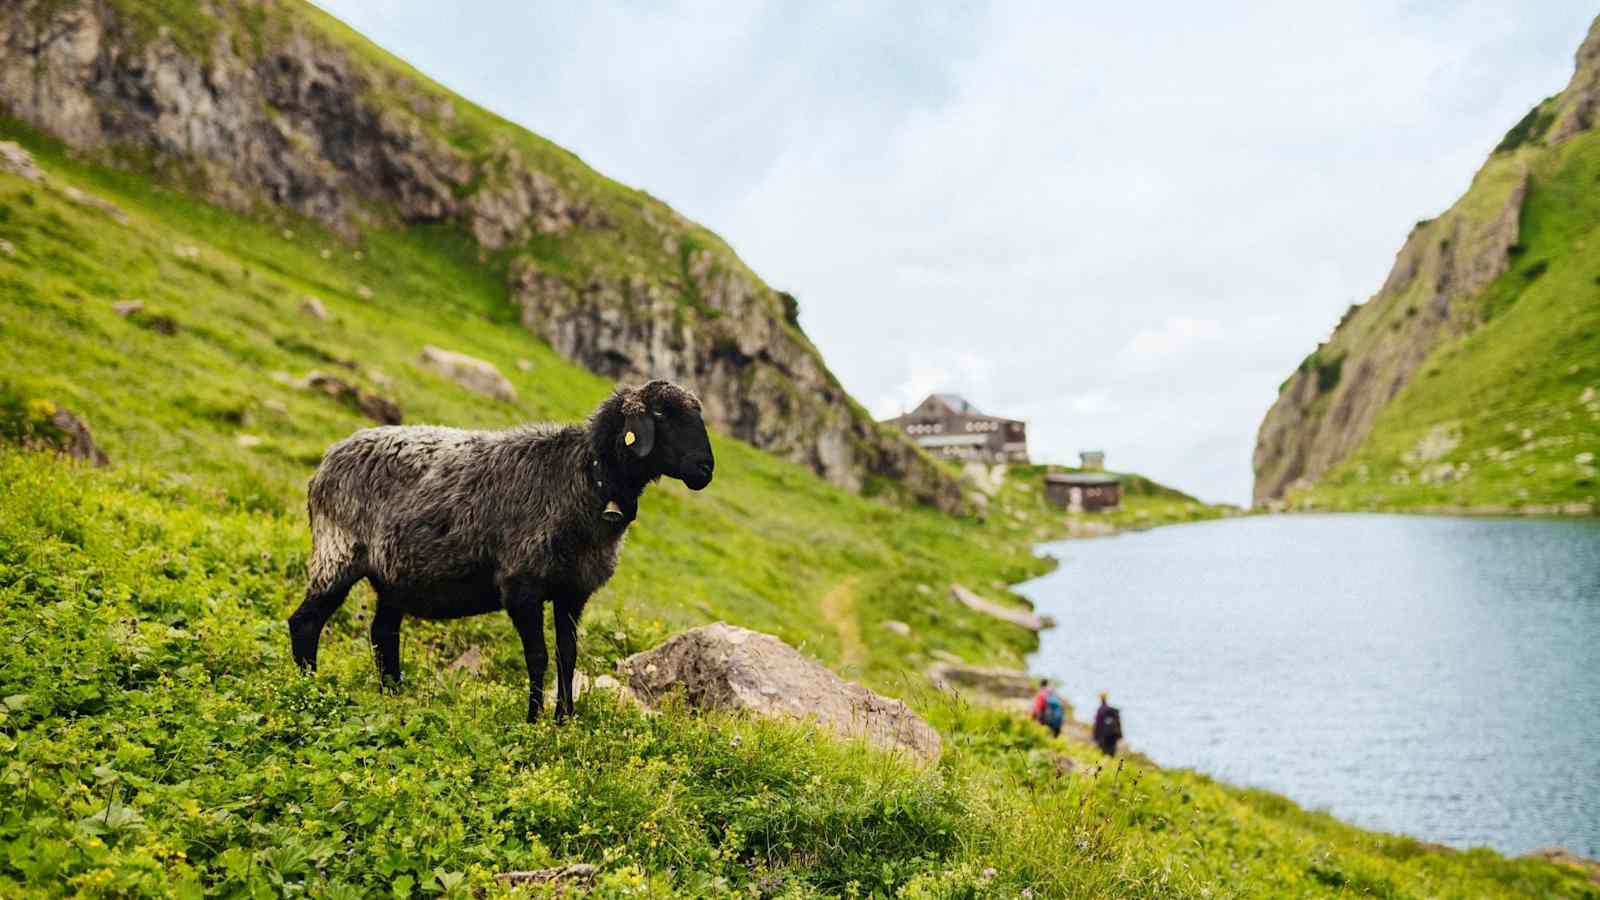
1044,472,1122,512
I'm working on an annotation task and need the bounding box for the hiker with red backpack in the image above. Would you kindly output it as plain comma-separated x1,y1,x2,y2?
1030,678,1066,737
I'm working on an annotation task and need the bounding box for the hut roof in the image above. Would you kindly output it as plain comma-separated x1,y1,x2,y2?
1044,472,1120,486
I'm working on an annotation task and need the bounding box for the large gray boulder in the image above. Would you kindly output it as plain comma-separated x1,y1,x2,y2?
618,623,941,765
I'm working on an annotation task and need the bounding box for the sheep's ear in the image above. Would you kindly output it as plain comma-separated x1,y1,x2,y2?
622,412,655,457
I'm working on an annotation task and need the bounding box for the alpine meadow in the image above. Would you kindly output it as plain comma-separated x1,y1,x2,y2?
1,2,1598,898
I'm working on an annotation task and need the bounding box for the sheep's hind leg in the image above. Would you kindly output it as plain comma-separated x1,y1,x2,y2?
370,597,404,690
288,566,362,672
502,577,547,722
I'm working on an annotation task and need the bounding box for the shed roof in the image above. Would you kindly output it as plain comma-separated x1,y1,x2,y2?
1044,472,1120,485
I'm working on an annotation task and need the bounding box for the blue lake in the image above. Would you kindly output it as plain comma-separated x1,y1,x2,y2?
1021,513,1600,856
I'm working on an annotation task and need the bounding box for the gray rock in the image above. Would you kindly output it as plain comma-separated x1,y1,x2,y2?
418,345,516,403
618,623,942,764
950,584,1053,631
59,184,127,225
111,300,144,317
13,401,110,466
926,662,1038,703
0,141,43,182
446,645,484,675
880,620,912,638
301,371,402,424
299,296,329,320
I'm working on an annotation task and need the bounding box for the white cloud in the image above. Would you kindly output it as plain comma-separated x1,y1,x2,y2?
1117,317,1227,373
872,349,997,421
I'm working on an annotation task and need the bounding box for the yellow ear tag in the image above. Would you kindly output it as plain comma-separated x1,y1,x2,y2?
625,431,636,446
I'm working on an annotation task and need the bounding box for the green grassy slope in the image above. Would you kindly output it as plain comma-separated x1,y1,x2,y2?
1296,126,1600,513
2,122,1594,898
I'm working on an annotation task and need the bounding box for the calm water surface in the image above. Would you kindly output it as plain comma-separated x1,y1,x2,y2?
1021,513,1600,856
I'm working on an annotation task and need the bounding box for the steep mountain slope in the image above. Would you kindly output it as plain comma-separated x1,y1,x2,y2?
1254,16,1600,512
0,0,963,511
1,129,1591,899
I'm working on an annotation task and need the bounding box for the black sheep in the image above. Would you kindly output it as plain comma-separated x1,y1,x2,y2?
287,380,715,721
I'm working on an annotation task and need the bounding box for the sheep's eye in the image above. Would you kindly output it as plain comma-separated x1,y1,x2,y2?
650,409,665,419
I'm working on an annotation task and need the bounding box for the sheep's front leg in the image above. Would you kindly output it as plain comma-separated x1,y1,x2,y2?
552,597,587,722
501,577,547,722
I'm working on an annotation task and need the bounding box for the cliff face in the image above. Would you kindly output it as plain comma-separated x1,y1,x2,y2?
1252,16,1600,507
0,0,963,511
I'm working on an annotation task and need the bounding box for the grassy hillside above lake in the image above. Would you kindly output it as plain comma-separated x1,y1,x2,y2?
1293,126,1600,515
1,120,1595,897
1254,16,1600,515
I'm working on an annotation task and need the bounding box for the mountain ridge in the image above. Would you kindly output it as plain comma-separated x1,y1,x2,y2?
0,0,965,511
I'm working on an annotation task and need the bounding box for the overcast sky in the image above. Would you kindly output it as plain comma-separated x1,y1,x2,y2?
315,1,1593,504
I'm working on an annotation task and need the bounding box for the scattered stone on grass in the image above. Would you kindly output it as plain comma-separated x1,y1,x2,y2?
419,345,517,403
299,296,329,320
60,184,128,225
927,662,1037,704
111,300,144,317
0,141,44,181
950,584,1054,631
7,400,110,466
301,371,402,424
881,620,912,637
138,313,179,336
446,645,484,674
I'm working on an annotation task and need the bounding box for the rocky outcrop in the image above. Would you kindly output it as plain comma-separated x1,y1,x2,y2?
1253,16,1599,506
0,0,964,511
0,3,586,241
1549,18,1600,144
512,259,964,510
617,623,942,764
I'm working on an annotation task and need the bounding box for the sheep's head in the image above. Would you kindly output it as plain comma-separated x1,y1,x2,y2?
612,380,715,491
